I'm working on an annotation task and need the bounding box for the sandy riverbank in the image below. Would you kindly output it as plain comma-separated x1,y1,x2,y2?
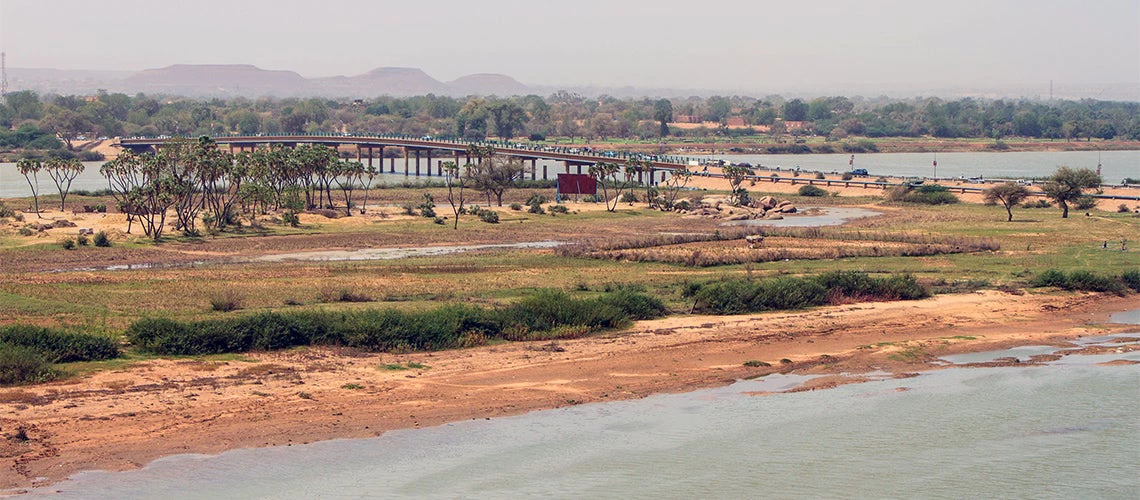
2,290,1137,492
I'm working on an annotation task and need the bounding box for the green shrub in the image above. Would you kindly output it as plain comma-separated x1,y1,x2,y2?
528,202,546,214
549,204,570,215
210,290,244,312
282,210,301,227
0,202,14,218
1073,196,1097,210
689,272,930,314
0,344,57,385
1122,270,1140,292
620,192,638,204
841,172,854,181
479,210,500,223
126,289,665,356
815,172,826,180
509,202,523,211
18,227,34,237
1022,199,1051,209
77,234,89,246
526,193,548,205
0,325,120,363
798,185,828,197
1030,269,1128,295
93,230,111,247
61,239,76,250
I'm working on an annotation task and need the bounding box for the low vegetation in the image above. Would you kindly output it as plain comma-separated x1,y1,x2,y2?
1030,269,1138,295
685,271,929,314
0,325,121,385
125,288,665,356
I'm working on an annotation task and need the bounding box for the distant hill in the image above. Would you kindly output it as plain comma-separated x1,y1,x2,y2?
448,73,531,96
121,64,309,97
312,67,450,96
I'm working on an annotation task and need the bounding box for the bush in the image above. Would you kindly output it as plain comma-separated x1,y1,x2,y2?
479,210,500,223
798,185,828,197
282,210,301,227
549,204,570,215
889,184,959,205
125,289,666,356
815,172,826,180
510,202,523,211
0,344,56,386
0,324,120,363
526,193,548,205
93,231,111,247
1120,204,1132,213
689,272,929,314
18,227,34,237
620,192,638,204
210,290,244,312
1029,269,1128,295
1122,270,1140,292
1023,199,1051,209
841,172,854,181
61,239,76,250
77,234,89,246
0,202,14,218
528,202,546,214
1073,196,1097,210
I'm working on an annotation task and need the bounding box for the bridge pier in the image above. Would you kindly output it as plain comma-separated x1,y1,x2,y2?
543,165,548,180
404,149,409,176
389,155,395,174
415,149,421,177
454,151,461,171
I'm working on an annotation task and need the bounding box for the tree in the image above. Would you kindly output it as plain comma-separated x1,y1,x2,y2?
983,183,1031,222
40,108,93,150
15,158,44,218
588,161,630,212
1041,167,1101,218
782,99,808,121
333,160,365,216
653,99,673,137
441,161,469,230
722,164,755,206
487,101,528,140
43,156,85,211
659,166,693,209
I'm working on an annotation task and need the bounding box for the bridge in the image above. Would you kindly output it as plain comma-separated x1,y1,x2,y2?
117,134,694,184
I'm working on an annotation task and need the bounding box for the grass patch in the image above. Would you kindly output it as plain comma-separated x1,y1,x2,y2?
123,288,665,356
686,271,929,314
1029,269,1135,295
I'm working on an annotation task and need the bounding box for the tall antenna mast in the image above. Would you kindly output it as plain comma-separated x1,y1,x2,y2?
1,52,8,96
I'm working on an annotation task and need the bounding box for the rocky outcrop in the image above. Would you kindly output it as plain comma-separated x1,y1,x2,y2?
679,196,796,220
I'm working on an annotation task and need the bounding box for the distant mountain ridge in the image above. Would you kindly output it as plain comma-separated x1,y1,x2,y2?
6,64,1138,101
11,64,534,98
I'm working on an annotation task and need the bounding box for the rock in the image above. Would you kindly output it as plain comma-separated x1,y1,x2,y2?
757,196,778,210
53,219,77,228
764,213,784,220
726,214,750,221
78,228,94,235
775,204,797,214
33,223,52,231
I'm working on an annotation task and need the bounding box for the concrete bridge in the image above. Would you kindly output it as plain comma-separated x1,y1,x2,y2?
117,134,692,184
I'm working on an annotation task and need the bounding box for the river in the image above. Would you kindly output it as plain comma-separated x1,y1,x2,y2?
31,320,1140,499
2,150,1137,198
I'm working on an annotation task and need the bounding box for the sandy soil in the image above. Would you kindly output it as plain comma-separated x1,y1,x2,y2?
2,290,1136,492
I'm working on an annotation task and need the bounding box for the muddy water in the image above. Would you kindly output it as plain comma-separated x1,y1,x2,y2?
36,340,1140,499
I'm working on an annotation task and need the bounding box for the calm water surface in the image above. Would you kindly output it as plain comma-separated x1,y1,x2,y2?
2,150,1137,198
34,338,1140,499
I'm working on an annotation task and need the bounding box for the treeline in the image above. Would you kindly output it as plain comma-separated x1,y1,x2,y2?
2,90,1138,155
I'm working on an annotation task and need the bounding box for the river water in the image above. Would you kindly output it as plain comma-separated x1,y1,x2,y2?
2,150,1137,198
32,320,1140,499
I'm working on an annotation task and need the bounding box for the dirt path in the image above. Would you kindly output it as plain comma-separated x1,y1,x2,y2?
2,290,1136,492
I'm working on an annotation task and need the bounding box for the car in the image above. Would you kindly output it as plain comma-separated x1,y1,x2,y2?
849,168,869,176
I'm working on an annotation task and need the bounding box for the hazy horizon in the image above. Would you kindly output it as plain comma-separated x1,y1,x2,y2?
2,0,1138,96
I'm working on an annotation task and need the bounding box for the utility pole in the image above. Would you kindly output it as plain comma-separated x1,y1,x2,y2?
1,52,8,96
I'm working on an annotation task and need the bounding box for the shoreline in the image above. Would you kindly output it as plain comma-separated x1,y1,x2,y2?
2,290,1137,492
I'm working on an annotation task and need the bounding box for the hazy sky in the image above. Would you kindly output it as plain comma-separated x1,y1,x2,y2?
2,0,1137,91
